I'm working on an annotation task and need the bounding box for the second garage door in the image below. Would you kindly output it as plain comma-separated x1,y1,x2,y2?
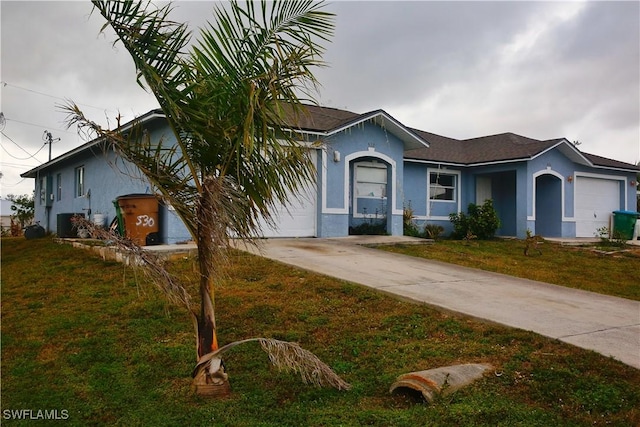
575,176,620,237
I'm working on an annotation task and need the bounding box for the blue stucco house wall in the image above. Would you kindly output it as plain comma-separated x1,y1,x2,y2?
22,106,639,242
24,111,191,244
318,120,411,237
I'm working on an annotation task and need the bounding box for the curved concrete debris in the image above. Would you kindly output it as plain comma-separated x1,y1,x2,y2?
390,363,493,403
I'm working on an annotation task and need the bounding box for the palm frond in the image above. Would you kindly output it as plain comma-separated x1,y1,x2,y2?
193,338,351,391
83,1,334,241
92,0,202,194
60,103,200,238
259,338,351,390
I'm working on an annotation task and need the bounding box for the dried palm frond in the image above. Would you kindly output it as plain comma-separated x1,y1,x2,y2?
193,337,351,391
259,338,351,390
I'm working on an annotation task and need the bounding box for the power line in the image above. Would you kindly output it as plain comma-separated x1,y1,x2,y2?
1,81,119,113
0,177,28,188
4,117,76,135
0,141,47,160
0,131,47,160
0,162,40,168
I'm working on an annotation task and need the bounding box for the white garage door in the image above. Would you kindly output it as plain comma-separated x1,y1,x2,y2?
256,151,317,238
257,183,317,238
575,177,620,237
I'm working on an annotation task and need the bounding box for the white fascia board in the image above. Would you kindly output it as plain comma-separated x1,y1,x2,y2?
535,139,638,172
404,158,466,167
405,157,531,168
529,140,566,161
533,139,591,166
299,111,429,150
588,164,640,174
21,111,166,178
465,158,530,167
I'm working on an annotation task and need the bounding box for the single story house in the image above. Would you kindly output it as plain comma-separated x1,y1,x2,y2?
22,105,639,243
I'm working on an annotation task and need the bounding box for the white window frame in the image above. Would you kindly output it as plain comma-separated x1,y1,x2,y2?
75,166,85,198
429,171,457,202
56,173,62,201
426,168,462,220
353,161,387,218
39,177,46,205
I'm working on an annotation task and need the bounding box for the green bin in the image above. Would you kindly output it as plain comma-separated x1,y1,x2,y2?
612,210,639,240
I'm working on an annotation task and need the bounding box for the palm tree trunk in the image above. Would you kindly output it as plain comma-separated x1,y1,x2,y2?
192,177,231,397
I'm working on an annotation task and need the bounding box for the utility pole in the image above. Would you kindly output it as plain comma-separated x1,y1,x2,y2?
42,131,60,234
43,130,60,162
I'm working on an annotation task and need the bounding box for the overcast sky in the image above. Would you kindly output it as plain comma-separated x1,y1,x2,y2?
1,0,639,199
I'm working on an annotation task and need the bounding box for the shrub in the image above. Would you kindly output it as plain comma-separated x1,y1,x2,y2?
595,226,627,248
449,199,501,240
403,203,420,237
423,224,444,240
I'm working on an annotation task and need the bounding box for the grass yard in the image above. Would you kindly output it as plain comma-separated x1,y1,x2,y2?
376,239,640,301
2,237,639,426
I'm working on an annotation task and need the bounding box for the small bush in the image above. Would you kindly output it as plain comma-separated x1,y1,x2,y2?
423,224,444,240
402,204,420,237
449,199,501,240
595,226,627,248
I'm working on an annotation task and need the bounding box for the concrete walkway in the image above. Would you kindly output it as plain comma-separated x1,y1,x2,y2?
240,236,640,369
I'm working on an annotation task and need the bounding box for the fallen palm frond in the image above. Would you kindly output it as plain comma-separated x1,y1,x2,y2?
260,338,352,390
193,338,351,391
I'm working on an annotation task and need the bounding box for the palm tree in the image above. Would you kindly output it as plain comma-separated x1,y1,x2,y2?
64,0,348,397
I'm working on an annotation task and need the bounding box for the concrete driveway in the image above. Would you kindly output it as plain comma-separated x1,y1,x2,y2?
241,236,640,369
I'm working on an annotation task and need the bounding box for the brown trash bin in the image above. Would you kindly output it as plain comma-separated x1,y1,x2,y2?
116,194,161,246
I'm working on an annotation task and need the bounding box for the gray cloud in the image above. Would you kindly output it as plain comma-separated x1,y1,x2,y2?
316,1,545,110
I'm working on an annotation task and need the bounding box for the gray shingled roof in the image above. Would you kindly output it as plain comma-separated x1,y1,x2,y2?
583,152,640,170
284,104,429,150
290,105,639,171
405,130,561,165
23,105,639,178
283,104,361,133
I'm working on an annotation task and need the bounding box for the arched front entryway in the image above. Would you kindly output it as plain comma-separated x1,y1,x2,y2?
535,173,562,237
348,156,393,235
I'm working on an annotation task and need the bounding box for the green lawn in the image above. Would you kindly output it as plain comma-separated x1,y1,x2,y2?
1,237,639,426
376,239,640,301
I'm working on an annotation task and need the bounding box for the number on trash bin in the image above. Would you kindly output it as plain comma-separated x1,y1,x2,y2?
136,215,155,227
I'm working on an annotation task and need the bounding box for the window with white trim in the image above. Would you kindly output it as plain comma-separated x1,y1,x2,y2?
429,172,456,201
75,166,85,198
355,162,387,199
56,173,62,201
39,177,45,205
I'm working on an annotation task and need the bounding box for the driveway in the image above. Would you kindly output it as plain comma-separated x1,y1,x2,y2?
241,236,640,369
